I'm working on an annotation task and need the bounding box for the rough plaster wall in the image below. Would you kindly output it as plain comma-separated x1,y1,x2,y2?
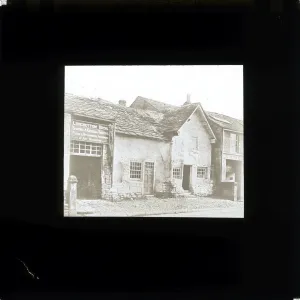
112,135,170,196
64,113,71,191
102,144,113,199
173,111,211,166
172,111,213,196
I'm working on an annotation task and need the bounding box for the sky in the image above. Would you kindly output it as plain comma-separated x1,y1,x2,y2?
65,65,243,120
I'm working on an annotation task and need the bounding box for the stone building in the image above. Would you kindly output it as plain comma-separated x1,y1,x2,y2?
64,93,217,200
131,96,244,201
130,95,216,197
205,111,244,200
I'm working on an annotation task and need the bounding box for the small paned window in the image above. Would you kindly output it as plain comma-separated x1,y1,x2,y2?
130,162,142,179
173,168,182,179
197,167,207,179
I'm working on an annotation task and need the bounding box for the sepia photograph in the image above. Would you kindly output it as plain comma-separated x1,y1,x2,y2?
64,65,244,218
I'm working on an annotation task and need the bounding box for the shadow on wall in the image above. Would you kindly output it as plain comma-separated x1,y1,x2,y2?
216,182,236,201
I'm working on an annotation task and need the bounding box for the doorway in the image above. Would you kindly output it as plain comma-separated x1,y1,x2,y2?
144,162,154,195
226,159,243,200
182,165,191,191
70,155,102,199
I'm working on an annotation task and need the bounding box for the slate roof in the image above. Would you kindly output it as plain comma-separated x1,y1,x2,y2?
133,97,242,133
65,93,166,140
159,103,199,132
134,96,177,112
65,93,242,141
205,111,243,132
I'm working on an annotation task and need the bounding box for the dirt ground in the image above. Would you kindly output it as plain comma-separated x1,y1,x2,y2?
68,196,244,217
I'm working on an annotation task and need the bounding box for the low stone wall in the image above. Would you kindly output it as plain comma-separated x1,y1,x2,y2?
191,180,213,197
107,181,143,201
105,179,214,201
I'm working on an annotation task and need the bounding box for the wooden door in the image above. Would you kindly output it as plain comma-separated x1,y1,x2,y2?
144,162,154,195
182,165,191,191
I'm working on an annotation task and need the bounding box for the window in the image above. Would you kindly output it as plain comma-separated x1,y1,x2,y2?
145,162,154,170
236,135,243,153
229,133,240,153
130,162,142,179
191,137,199,150
235,135,240,153
197,167,207,179
173,168,182,179
70,141,102,156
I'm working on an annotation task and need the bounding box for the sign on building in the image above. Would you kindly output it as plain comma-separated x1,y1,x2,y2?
71,120,109,144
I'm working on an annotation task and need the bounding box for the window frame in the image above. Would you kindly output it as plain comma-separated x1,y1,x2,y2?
129,161,143,180
235,134,242,153
70,140,102,157
197,167,208,179
172,167,182,179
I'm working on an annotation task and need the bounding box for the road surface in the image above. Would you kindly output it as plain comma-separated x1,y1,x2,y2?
146,206,244,218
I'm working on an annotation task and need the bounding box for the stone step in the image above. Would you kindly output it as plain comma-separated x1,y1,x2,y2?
176,193,198,198
183,192,193,196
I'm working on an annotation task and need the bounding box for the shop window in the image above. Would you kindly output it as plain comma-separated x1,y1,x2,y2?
173,168,182,179
130,161,142,179
197,167,207,179
70,141,102,156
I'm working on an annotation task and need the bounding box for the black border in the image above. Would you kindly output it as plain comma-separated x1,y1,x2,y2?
1,1,298,297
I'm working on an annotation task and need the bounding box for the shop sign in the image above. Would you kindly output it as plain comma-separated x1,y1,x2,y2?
71,120,109,144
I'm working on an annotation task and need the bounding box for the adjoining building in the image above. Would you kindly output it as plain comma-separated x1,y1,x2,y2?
206,111,244,201
64,93,218,201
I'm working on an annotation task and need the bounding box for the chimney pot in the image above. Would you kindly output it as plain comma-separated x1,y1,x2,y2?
118,100,126,107
183,94,191,106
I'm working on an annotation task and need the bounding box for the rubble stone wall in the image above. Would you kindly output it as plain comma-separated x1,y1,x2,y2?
109,135,171,200
171,110,213,196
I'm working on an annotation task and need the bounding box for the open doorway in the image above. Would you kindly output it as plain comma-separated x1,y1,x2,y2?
182,165,191,191
226,159,243,200
70,155,102,199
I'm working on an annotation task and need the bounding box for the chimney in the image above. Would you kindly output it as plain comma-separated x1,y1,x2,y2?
118,100,126,107
183,94,191,106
